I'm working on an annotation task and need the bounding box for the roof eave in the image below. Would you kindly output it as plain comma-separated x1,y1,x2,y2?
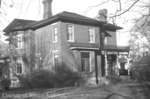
3,19,36,34
104,23,123,31
31,16,103,29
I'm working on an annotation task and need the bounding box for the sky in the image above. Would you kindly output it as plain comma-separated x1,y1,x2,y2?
0,0,149,46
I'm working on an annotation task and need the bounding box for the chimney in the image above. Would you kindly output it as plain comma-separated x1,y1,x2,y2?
43,0,53,19
97,9,107,22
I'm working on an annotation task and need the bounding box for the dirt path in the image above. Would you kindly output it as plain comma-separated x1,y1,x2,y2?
106,80,150,99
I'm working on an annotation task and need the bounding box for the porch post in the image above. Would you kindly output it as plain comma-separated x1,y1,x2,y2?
116,52,119,76
94,51,99,84
105,51,108,76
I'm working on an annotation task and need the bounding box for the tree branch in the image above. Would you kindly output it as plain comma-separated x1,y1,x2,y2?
110,0,140,18
88,0,110,8
118,0,122,11
83,0,110,14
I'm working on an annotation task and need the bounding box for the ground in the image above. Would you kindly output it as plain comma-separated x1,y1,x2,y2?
1,76,150,99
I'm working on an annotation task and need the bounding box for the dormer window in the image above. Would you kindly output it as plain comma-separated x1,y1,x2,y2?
89,28,95,43
67,25,74,42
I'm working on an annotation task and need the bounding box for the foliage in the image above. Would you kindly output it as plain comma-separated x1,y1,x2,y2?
130,65,150,81
54,64,85,87
18,64,84,89
130,7,150,61
1,77,11,90
18,70,55,89
129,31,150,61
130,56,150,81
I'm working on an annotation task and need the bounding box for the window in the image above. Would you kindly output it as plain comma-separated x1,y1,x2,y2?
53,50,59,67
81,52,90,72
104,37,108,45
67,25,74,42
16,63,22,74
89,28,95,43
16,34,24,48
53,27,58,42
16,57,23,74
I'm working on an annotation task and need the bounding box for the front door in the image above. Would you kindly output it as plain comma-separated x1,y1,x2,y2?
81,52,90,72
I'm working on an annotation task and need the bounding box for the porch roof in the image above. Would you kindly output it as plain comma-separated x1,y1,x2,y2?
104,45,130,52
69,43,99,50
70,47,99,51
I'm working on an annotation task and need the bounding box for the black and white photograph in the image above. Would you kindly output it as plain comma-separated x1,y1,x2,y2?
0,0,150,99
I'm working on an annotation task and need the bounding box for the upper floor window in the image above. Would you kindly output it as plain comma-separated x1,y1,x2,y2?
16,34,24,49
89,28,95,43
104,37,108,45
67,25,74,42
53,27,58,43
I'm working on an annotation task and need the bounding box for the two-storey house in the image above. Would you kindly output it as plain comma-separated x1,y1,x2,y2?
4,11,122,86
3,0,129,87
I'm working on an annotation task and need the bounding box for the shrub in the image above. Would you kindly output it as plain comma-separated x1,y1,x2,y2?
130,56,150,81
54,64,84,87
130,66,150,81
18,70,55,89
1,78,11,90
18,63,84,89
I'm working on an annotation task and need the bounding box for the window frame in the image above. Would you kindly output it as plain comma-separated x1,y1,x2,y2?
67,24,75,42
80,51,91,72
16,34,24,49
15,57,24,75
16,63,22,74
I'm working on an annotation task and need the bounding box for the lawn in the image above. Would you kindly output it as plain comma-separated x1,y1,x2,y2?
1,81,150,99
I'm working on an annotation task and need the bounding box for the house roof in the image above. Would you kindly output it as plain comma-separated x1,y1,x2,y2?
3,19,36,34
3,11,122,35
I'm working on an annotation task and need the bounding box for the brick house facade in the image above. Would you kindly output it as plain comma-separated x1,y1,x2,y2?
3,11,128,87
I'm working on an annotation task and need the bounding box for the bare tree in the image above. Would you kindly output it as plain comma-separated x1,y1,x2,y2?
130,2,150,60
85,0,142,24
